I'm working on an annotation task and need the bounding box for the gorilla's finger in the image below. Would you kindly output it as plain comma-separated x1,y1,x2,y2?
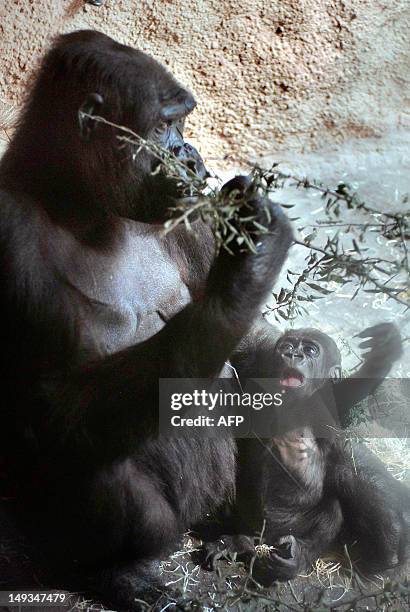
355,322,397,339
358,339,376,349
221,175,253,196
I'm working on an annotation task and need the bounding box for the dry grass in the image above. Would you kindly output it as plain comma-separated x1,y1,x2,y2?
365,437,410,482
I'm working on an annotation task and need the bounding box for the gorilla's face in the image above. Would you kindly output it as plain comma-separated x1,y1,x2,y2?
113,46,209,217
272,329,342,398
149,115,207,181
137,95,206,221
32,30,208,224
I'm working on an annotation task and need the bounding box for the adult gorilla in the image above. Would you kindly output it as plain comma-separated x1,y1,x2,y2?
0,30,293,607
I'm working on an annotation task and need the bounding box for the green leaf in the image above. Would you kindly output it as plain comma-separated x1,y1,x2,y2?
306,283,333,294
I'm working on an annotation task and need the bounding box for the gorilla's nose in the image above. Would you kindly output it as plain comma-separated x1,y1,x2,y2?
172,145,183,157
184,93,197,114
172,143,194,158
285,351,303,362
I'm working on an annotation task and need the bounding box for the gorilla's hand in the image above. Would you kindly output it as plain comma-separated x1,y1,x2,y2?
220,175,293,256
198,534,302,586
197,534,255,571
221,175,253,195
173,142,207,180
204,176,293,330
252,535,301,585
356,322,403,374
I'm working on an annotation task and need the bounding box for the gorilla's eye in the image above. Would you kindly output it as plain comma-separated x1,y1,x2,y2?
304,343,319,357
279,341,294,353
153,122,170,137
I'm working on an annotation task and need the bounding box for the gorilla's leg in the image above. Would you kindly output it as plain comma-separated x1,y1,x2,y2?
65,463,181,608
334,443,410,572
199,499,343,585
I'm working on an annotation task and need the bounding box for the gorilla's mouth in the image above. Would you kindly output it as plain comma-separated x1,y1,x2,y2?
280,369,305,388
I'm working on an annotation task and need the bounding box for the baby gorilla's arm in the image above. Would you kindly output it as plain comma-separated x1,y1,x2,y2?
333,323,402,425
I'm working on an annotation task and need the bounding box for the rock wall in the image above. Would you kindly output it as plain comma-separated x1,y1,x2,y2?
0,0,409,165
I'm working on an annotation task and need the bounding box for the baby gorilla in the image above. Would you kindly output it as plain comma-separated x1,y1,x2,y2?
201,322,409,585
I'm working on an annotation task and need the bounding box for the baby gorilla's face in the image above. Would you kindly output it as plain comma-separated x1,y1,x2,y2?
275,336,320,387
272,329,341,398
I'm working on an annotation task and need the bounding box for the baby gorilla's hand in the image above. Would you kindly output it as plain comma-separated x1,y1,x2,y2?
252,535,301,585
196,534,255,571
356,322,402,375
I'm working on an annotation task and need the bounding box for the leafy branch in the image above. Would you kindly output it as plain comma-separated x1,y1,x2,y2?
80,112,410,314
80,112,275,255
255,166,410,318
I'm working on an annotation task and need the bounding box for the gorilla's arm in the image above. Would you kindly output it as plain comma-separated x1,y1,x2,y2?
331,441,410,571
45,191,292,459
230,318,281,379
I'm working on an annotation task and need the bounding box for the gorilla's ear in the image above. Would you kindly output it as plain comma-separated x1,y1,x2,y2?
78,93,104,141
329,365,342,382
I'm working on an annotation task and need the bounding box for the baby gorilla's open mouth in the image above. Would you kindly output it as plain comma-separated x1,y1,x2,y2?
279,368,305,388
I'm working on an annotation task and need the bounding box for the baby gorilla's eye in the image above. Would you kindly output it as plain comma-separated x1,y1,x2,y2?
279,342,294,353
304,343,319,357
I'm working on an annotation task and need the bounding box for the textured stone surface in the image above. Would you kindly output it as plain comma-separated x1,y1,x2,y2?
0,0,410,165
